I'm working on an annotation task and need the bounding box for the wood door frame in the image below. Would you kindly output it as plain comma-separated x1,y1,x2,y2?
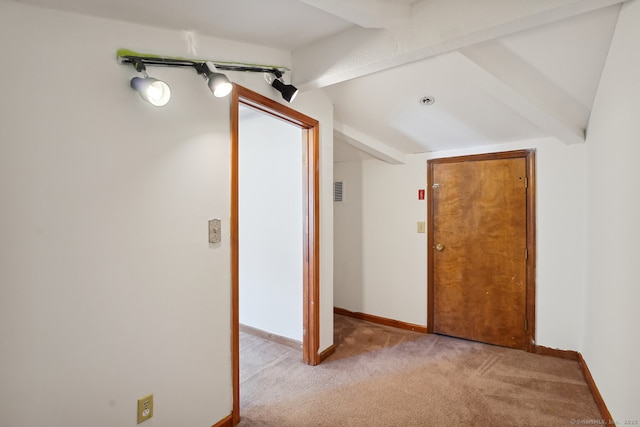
230,85,321,425
427,149,536,352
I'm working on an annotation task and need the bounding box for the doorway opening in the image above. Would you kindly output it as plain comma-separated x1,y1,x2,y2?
238,103,303,346
230,85,320,425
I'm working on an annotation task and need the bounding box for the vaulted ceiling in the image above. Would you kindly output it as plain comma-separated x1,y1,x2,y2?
10,0,625,162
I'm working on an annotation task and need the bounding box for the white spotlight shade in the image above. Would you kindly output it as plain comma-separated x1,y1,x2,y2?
202,62,233,98
208,73,233,98
130,77,171,107
271,78,299,102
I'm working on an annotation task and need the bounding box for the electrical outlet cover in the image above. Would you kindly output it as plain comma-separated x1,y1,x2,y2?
137,394,154,424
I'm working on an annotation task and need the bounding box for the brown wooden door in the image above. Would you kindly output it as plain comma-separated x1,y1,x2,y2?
428,152,533,350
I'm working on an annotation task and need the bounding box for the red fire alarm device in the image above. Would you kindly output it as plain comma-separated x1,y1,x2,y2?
418,189,425,200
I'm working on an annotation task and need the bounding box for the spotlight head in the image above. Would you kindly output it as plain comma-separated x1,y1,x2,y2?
208,73,233,98
195,62,233,98
271,78,299,103
130,76,171,107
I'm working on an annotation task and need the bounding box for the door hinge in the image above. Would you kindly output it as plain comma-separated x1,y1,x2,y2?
524,249,528,260
524,177,528,189
525,318,528,331
432,183,440,189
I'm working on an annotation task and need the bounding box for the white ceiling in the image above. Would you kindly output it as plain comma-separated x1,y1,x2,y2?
327,4,620,157
10,0,624,162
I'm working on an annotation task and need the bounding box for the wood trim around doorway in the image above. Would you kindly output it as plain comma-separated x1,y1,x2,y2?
230,85,321,425
426,149,537,352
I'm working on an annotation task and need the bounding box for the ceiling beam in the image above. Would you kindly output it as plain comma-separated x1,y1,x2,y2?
450,51,585,145
334,121,406,164
293,0,627,90
298,0,413,28
459,40,590,145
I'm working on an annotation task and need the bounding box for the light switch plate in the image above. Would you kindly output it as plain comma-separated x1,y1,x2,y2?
209,219,221,244
417,221,426,233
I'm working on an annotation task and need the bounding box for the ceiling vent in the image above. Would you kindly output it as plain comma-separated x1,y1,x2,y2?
419,96,435,106
334,181,344,203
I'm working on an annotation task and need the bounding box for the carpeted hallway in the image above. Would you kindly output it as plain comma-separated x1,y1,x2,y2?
238,314,601,426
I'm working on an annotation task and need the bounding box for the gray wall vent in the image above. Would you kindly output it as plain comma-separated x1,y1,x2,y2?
334,181,344,203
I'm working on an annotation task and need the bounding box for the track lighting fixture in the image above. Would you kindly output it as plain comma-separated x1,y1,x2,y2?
130,77,171,107
194,62,233,98
271,78,299,103
129,59,171,107
117,49,299,106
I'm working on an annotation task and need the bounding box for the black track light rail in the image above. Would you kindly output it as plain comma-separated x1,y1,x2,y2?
118,54,286,78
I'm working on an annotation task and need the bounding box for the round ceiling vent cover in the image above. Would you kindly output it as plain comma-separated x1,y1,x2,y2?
419,96,435,106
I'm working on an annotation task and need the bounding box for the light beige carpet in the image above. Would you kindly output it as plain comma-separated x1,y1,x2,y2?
238,314,601,426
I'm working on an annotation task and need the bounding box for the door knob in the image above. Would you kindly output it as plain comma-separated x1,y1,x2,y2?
435,243,445,251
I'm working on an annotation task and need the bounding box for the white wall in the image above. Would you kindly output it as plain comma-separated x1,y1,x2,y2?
239,108,303,341
583,0,640,420
0,3,334,426
358,155,430,325
333,161,364,309
334,137,588,350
